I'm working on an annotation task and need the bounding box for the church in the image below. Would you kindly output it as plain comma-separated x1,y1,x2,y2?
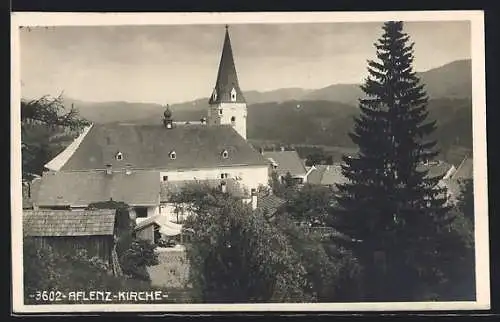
29,26,284,229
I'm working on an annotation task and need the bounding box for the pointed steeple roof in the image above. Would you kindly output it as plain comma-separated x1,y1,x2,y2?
209,25,246,104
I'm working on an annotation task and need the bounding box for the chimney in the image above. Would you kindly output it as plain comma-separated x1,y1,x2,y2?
105,164,112,175
251,188,258,210
125,164,132,175
221,181,227,193
259,147,264,155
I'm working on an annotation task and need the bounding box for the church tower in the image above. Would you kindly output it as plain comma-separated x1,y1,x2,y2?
208,25,247,140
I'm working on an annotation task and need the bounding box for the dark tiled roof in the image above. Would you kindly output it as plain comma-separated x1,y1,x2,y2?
208,27,246,104
256,192,286,214
59,123,266,171
160,178,246,202
23,209,116,237
306,164,348,186
262,151,307,177
35,170,160,207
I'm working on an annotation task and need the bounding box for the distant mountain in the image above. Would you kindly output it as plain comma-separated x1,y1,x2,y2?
246,98,472,155
54,59,473,159
302,59,472,105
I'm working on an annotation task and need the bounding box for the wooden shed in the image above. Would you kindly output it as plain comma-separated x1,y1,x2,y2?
23,209,117,266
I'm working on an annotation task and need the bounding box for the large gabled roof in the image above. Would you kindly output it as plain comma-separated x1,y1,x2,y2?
23,209,116,237
51,123,267,171
35,170,160,207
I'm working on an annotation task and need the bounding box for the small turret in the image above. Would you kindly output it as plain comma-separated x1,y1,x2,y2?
163,104,173,129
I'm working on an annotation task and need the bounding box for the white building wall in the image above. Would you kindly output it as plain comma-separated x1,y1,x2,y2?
208,103,247,139
159,165,269,192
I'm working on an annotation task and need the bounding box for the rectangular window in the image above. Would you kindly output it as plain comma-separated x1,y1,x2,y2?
163,175,169,182
135,207,148,218
220,173,229,179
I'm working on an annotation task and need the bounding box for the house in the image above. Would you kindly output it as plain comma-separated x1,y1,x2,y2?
441,155,473,204
38,26,270,227
134,215,184,245
23,209,119,272
32,170,161,218
305,164,348,189
262,150,311,184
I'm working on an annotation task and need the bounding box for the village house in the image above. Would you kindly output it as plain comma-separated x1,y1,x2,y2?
23,209,122,275
262,149,312,185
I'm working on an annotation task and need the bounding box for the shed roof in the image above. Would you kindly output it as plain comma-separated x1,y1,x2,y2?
256,192,286,214
35,170,160,207
23,209,116,237
53,123,266,171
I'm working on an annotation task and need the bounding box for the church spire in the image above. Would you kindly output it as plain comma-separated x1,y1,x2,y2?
209,25,246,104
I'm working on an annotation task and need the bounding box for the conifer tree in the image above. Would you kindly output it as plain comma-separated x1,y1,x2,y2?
335,21,457,301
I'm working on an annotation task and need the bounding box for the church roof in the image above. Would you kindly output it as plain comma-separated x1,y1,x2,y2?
35,170,161,207
55,123,267,171
208,26,246,104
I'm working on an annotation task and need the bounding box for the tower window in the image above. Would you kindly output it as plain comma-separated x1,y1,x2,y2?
116,152,123,161
169,151,177,160
230,88,237,102
218,109,223,116
221,149,229,159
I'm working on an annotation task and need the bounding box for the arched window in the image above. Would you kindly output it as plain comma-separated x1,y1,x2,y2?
212,89,218,101
169,151,177,160
230,88,237,102
230,116,236,126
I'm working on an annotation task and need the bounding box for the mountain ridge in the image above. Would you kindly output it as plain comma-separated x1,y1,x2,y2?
53,58,471,125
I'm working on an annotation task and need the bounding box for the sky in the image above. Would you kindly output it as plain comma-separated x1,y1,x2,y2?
19,21,471,104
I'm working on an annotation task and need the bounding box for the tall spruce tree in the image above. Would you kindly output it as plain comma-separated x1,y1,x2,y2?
335,21,456,301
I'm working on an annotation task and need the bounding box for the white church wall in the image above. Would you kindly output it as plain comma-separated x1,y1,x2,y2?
208,103,247,139
159,165,269,191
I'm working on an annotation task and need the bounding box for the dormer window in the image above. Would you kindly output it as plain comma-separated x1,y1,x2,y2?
115,152,123,161
169,151,177,160
221,149,229,159
230,88,237,102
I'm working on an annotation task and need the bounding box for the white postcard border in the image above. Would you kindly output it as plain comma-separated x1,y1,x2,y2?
11,10,489,313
